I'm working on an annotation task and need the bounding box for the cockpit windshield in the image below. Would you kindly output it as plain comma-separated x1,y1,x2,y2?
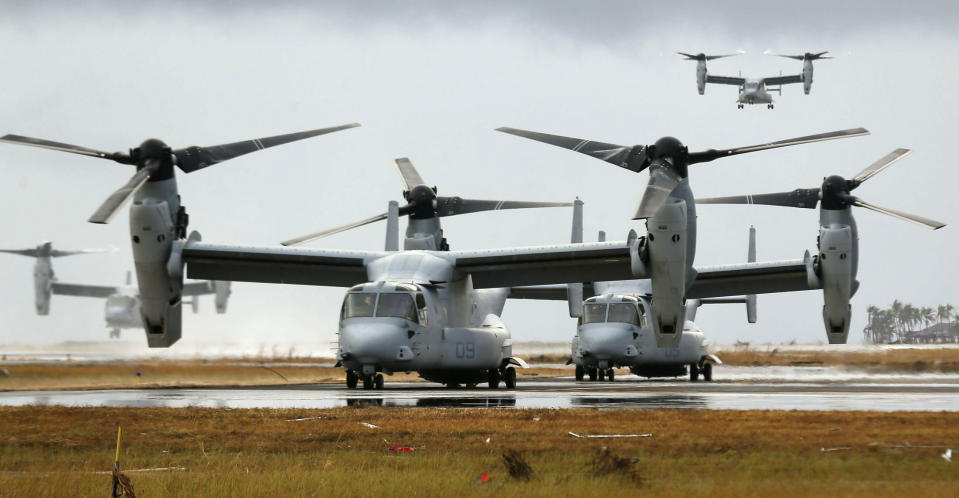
582,303,607,324
375,293,417,321
607,303,640,325
341,293,376,319
341,292,419,322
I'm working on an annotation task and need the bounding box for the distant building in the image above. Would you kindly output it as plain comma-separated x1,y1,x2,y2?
903,323,959,344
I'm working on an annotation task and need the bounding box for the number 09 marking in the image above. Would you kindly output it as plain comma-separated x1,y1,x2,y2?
455,342,475,359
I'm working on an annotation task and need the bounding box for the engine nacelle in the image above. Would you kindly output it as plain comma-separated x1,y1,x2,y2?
32,258,53,315
802,59,813,94
818,226,854,344
130,198,183,347
696,60,707,95
646,200,688,348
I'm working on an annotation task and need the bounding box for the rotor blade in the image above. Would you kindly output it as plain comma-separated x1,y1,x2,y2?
87,162,159,224
687,128,869,165
853,148,912,184
496,127,643,171
768,53,806,60
697,188,821,209
632,171,681,219
0,134,128,162
174,123,360,173
50,248,109,257
0,249,40,257
852,198,946,230
394,158,426,190
676,51,700,60
705,54,740,60
435,197,572,217
281,212,389,247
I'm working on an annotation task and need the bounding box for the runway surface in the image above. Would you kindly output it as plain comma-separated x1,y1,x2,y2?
3,366,959,411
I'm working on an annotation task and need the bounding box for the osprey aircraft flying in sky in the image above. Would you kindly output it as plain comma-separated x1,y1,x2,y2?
678,51,831,108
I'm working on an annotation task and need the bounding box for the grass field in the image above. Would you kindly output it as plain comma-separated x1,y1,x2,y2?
0,406,957,496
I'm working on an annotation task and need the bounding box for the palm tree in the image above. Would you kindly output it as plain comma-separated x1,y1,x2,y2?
921,307,936,329
938,305,951,325
890,300,905,340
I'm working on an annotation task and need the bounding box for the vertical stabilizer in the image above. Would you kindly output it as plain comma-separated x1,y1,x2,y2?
567,199,584,317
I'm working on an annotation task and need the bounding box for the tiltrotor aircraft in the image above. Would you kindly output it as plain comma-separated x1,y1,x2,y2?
5,124,937,390
0,124,358,346
678,50,831,108
496,125,868,347
281,158,573,389
510,201,756,382
0,242,230,338
698,149,945,340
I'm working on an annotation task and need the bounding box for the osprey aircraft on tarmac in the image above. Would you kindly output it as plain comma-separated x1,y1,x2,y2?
0,125,946,391
678,50,831,108
509,201,757,382
1,242,231,338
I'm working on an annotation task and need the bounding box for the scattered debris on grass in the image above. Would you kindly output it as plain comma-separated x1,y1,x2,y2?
590,448,642,484
828,427,842,431
820,447,851,452
473,472,491,484
943,449,953,462
359,422,379,429
502,451,533,480
568,432,653,439
388,446,414,453
286,416,329,422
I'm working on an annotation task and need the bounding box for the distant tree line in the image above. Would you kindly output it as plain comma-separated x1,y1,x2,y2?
863,301,957,344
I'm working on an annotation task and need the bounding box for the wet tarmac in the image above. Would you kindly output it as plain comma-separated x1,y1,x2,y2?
3,374,959,411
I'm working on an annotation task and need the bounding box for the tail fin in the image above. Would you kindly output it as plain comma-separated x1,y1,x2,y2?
746,226,757,323
214,281,232,314
567,199,584,317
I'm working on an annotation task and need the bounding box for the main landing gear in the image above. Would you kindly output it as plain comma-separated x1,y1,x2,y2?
767,104,774,109
580,367,616,382
689,362,713,382
486,366,516,389
346,370,384,390
737,104,744,109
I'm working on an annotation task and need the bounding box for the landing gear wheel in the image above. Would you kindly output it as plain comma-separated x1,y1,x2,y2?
362,375,374,390
488,369,501,389
575,365,585,381
346,370,358,389
588,368,598,381
374,374,384,390
598,369,606,381
689,364,700,382
503,366,517,389
703,363,713,382
607,369,615,381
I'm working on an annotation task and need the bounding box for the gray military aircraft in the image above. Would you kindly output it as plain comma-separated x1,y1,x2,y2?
1,242,230,338
698,149,945,340
678,50,830,108
281,158,573,389
496,126,868,347
5,125,931,392
510,201,755,382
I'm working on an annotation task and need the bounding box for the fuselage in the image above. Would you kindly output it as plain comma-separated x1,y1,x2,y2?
571,292,709,378
738,79,774,105
336,251,514,384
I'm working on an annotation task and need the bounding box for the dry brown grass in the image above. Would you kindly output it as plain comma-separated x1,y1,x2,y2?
715,347,959,372
1,406,958,496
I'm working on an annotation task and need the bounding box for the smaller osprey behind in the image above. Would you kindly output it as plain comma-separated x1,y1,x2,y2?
678,50,831,108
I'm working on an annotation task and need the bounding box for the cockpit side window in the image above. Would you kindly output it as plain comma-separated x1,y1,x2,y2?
607,303,640,325
341,293,376,320
375,293,417,321
582,303,607,324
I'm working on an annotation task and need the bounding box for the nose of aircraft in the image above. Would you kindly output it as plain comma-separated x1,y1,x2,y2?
339,319,412,365
578,324,635,360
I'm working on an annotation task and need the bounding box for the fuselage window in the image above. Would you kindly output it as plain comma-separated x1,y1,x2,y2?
341,292,376,320
582,303,607,324
607,303,640,325
375,293,418,322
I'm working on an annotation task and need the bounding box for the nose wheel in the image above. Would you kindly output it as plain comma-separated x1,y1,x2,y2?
503,366,517,389
346,370,358,389
575,365,585,381
689,362,714,382
767,104,774,109
487,368,501,389
361,373,385,390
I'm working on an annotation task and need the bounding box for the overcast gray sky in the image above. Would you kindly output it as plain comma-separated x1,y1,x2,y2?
1,1,956,353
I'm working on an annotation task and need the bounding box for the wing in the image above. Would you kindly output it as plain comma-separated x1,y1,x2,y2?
51,283,118,298
762,74,803,86
508,285,569,301
182,281,215,296
452,241,634,288
183,242,383,286
687,256,815,298
705,75,746,86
